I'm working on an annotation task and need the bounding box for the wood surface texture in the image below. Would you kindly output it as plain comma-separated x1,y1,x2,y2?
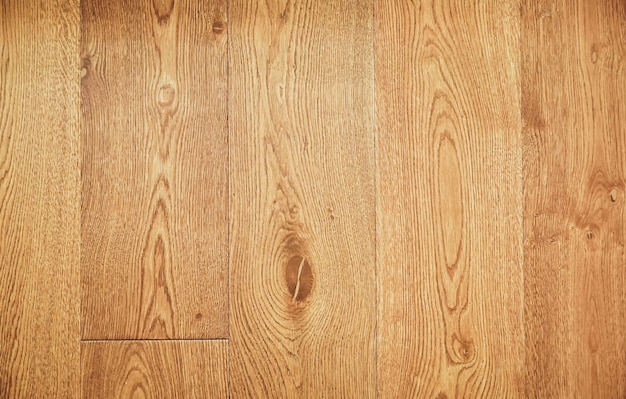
228,0,377,396
0,0,625,397
0,1,80,398
80,0,229,339
522,0,626,397
81,340,229,398
376,0,525,397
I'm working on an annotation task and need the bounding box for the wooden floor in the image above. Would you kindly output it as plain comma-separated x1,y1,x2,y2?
1,0,625,397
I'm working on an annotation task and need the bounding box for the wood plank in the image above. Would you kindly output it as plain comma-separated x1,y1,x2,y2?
0,1,80,397
80,0,229,339
81,340,228,398
522,0,626,397
228,0,376,396
375,0,524,397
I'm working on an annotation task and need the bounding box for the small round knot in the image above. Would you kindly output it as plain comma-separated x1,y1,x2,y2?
158,84,176,107
212,21,225,34
451,336,475,363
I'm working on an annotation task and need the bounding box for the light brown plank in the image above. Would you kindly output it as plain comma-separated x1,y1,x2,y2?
81,340,228,398
229,0,376,396
80,0,228,339
522,0,626,397
0,0,80,397
376,0,524,397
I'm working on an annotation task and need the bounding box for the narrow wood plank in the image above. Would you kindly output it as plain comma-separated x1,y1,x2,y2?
0,1,80,397
229,0,376,396
81,0,229,339
81,340,228,398
376,0,524,397
522,0,626,397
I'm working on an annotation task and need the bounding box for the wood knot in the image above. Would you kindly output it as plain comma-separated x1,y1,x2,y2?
285,255,313,302
80,56,91,79
436,392,448,399
153,0,174,25
451,336,475,363
212,21,226,34
157,84,176,107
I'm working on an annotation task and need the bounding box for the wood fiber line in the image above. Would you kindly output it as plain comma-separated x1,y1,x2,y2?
0,0,80,397
522,0,626,397
81,340,229,398
376,0,524,397
80,0,229,339
229,0,376,396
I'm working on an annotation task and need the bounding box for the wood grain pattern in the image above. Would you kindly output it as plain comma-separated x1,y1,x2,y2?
522,0,626,397
81,0,229,339
2,1,626,396
81,340,228,398
228,0,376,396
0,0,80,397
375,0,525,397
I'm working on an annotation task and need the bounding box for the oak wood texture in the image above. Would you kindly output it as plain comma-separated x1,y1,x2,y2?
228,0,376,396
80,0,229,339
81,340,228,398
522,0,626,397
2,0,626,397
376,0,525,397
0,1,80,397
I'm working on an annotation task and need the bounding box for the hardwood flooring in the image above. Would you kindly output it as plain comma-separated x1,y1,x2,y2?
0,0,624,397
80,0,229,340
81,341,229,398
522,0,626,397
228,0,376,396
376,1,524,397
0,1,80,397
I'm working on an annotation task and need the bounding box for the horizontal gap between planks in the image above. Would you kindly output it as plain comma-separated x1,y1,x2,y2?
81,338,229,343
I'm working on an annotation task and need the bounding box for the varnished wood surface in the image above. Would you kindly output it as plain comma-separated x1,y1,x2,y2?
376,0,525,397
81,341,229,398
1,0,625,397
0,1,80,398
80,0,229,339
522,0,626,397
228,0,376,396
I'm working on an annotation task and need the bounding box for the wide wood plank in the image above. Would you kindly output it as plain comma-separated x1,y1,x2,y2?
375,0,524,397
80,0,229,339
522,0,626,397
229,0,376,396
0,1,80,397
81,340,228,398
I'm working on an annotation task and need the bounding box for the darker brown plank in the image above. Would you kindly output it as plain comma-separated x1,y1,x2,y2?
81,341,228,398
80,0,229,339
376,0,525,397
522,0,626,397
228,0,376,396
0,0,80,397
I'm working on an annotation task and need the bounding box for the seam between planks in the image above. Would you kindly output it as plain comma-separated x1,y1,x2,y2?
226,0,232,395
81,338,230,343
372,0,379,398
517,1,527,395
